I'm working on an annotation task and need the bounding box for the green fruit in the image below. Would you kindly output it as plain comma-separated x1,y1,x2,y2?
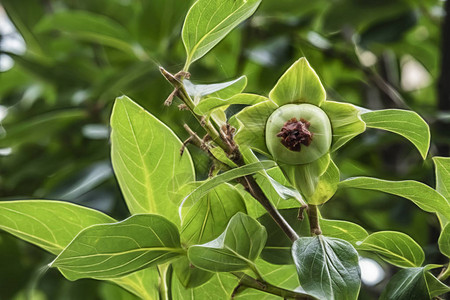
265,103,332,164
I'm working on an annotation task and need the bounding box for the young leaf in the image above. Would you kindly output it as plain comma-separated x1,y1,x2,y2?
360,109,430,159
307,159,340,205
35,11,146,59
172,273,238,299
269,57,326,107
320,218,369,247
181,183,247,245
292,236,361,300
194,93,266,115
433,156,450,201
0,200,115,255
188,212,267,272
357,231,425,268
439,223,450,258
179,160,276,213
111,269,160,300
110,96,195,225
339,177,450,224
172,256,214,288
184,76,247,103
52,214,184,280
380,266,449,300
258,209,310,265
182,0,262,69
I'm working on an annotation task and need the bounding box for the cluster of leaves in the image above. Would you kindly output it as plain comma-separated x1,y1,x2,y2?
1,0,449,299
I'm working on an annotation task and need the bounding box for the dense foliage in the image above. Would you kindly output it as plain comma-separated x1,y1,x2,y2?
1,0,449,299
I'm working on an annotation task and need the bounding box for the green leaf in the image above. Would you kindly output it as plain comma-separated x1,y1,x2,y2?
360,109,430,159
320,218,369,247
180,160,276,212
181,183,247,245
269,57,326,107
258,209,310,265
439,223,450,258
110,95,195,225
321,101,366,151
292,236,361,300
35,11,146,59
110,269,160,300
209,147,238,167
0,110,86,148
433,156,450,201
172,256,214,288
172,273,238,299
52,214,184,280
188,212,267,272
182,0,262,69
338,177,450,224
194,93,266,115
184,76,247,103
280,153,330,198
357,231,424,268
380,266,449,300
0,200,115,255
232,100,278,156
307,159,340,205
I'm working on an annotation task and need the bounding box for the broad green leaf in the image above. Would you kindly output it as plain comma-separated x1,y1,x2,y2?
258,209,310,265
307,159,340,205
320,218,369,246
357,231,424,268
292,236,361,300
280,153,330,198
111,269,160,300
232,100,278,156
194,93,266,115
188,212,267,272
433,156,450,201
110,95,195,225
182,0,262,69
0,110,86,148
269,57,326,107
181,183,247,245
184,76,247,104
380,266,449,300
320,101,366,151
439,223,450,258
52,214,184,280
0,200,115,255
338,177,450,224
36,11,146,59
179,160,276,212
172,273,238,299
361,109,430,159
172,256,214,288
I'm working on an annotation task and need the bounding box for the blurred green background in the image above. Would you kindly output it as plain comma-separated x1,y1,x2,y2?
0,0,448,298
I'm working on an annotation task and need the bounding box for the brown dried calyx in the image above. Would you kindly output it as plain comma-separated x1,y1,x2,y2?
276,118,313,152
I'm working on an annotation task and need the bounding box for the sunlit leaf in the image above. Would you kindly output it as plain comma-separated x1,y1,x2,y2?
185,76,247,104
320,218,369,246
439,223,450,258
194,93,265,115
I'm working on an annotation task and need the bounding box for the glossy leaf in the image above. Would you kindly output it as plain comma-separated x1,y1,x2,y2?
361,109,430,159
258,209,310,264
357,231,424,268
380,266,449,300
182,0,262,69
320,218,369,247
111,269,160,300
433,156,450,201
321,101,366,151
233,100,278,156
110,95,195,225
339,177,450,224
439,223,450,258
172,256,214,288
179,160,276,213
188,212,267,272
292,236,361,300
52,214,184,280
36,11,145,59
172,273,238,299
307,159,340,205
184,76,247,103
181,183,247,245
269,57,326,107
194,93,266,115
0,200,115,255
